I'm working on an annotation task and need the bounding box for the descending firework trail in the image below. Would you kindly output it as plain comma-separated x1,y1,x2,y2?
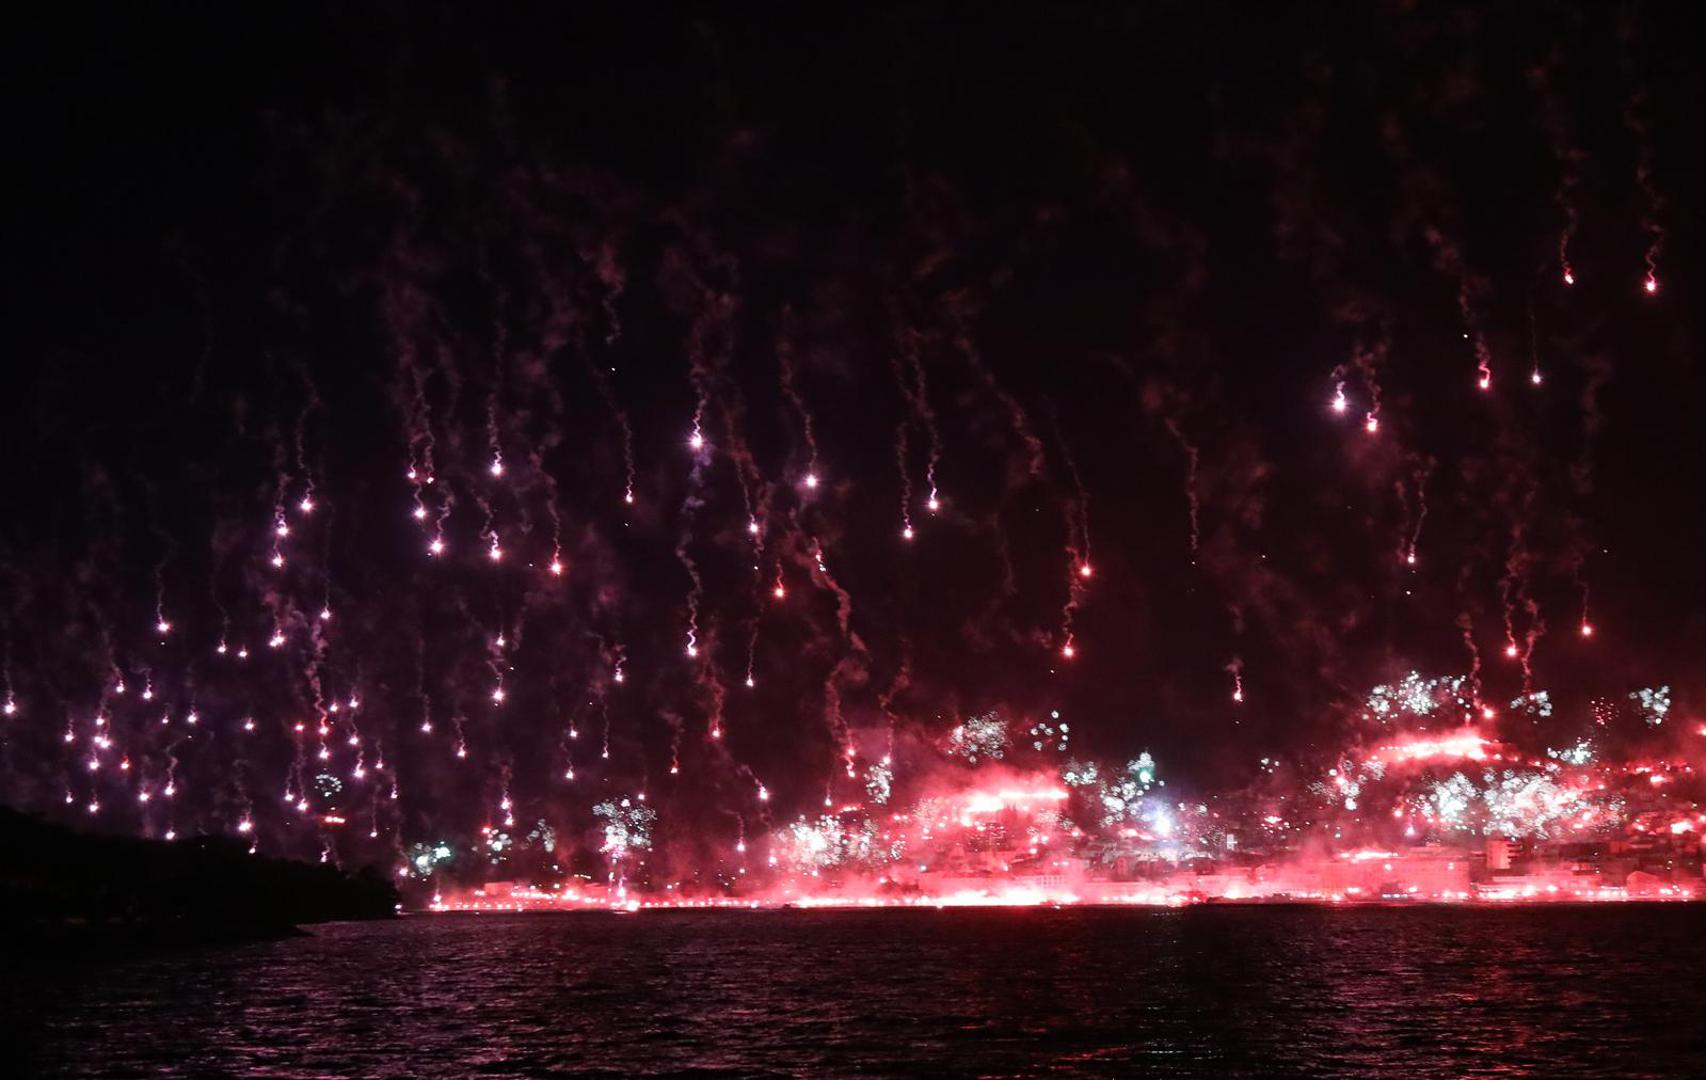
891,323,943,514
703,334,778,684
1352,338,1385,433
381,238,442,516
1395,458,1434,568
1382,117,1495,390
1500,547,1544,696
1620,10,1663,293
660,236,741,664
1455,610,1484,710
142,481,178,640
574,231,635,504
1528,46,1584,286
1328,336,1386,434
789,520,871,779
878,646,911,754
1564,342,1613,634
776,307,821,489
894,420,914,540
587,359,636,507
1226,655,1244,704
1526,285,1543,387
1498,469,1545,695
292,362,323,512
1050,408,1093,657
1163,417,1201,562
1,617,15,717
591,238,625,347
1431,230,1495,390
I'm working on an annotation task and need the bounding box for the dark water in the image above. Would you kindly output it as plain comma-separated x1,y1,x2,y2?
11,904,1706,1077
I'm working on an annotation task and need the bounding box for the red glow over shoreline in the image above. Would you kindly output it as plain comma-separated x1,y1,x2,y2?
426,881,1697,914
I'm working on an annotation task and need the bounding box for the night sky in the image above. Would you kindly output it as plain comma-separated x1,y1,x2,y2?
5,3,1704,875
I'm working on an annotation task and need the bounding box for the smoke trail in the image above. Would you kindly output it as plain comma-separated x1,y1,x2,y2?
1619,8,1664,292
1050,407,1093,659
1396,457,1434,568
776,306,820,487
894,419,914,541
890,322,943,513
1382,116,1496,390
1163,417,1201,562
1527,44,1584,286
944,291,1046,486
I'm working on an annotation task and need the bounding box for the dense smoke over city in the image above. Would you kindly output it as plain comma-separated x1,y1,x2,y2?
4,4,1704,901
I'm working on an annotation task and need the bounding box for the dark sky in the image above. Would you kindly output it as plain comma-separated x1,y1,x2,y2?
4,2,1703,864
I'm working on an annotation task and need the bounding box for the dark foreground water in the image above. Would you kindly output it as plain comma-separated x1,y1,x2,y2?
10,904,1706,1077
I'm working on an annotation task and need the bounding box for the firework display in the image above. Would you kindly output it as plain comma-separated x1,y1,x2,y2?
5,3,1705,914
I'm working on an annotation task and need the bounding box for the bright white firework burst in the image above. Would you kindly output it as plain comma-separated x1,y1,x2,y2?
1028,710,1070,753
593,798,655,862
864,760,893,805
1632,686,1671,726
1066,752,1165,828
1509,691,1553,719
773,814,894,873
946,711,1009,764
1362,672,1471,724
405,841,454,879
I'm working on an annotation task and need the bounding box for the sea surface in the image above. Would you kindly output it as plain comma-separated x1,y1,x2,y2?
10,904,1706,1077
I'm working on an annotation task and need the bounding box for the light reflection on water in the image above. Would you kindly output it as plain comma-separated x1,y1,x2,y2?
13,905,1706,1077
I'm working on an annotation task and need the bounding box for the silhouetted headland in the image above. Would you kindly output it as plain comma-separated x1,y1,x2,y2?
0,807,397,948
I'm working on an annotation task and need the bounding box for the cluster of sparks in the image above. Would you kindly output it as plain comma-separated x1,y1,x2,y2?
414,691,1704,909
